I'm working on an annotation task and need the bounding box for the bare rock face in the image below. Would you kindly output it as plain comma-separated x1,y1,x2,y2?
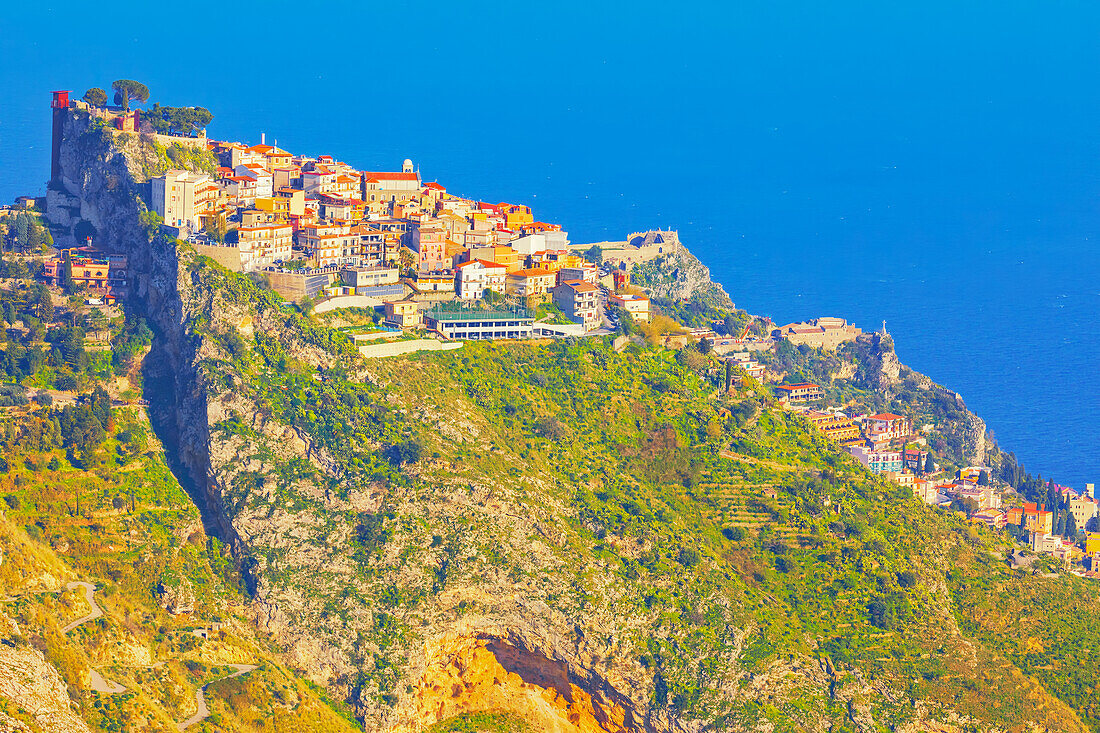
854,332,902,390
392,632,643,733
157,576,197,615
631,246,735,310
0,642,91,733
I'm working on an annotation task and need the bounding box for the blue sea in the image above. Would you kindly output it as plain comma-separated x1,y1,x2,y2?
0,1,1096,486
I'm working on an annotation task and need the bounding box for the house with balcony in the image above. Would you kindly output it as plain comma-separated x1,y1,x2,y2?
551,280,600,332
455,259,508,300
774,383,824,403
506,269,558,299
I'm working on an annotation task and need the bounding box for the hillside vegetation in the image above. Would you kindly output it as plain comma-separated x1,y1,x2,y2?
70,253,1093,732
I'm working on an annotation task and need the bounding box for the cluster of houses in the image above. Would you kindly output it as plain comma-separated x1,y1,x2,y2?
37,112,671,334
764,373,1100,572
145,139,664,335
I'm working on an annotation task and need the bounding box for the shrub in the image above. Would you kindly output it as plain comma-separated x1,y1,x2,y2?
385,440,422,466
55,373,78,391
677,547,701,568
722,526,745,541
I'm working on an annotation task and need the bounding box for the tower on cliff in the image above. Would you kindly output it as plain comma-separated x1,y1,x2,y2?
50,91,70,185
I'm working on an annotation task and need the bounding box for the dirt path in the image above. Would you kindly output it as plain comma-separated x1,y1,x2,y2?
178,664,257,731
61,582,102,633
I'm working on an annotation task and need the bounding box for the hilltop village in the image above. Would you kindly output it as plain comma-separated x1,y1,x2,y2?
4,89,1098,578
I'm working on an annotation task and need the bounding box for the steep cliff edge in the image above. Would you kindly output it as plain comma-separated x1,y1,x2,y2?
46,110,226,534
630,246,735,311
35,110,1094,733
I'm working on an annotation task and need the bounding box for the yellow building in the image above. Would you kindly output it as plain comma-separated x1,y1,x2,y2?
385,300,421,329
468,245,521,273
505,210,533,230
805,411,861,442
506,269,558,299
1086,533,1100,555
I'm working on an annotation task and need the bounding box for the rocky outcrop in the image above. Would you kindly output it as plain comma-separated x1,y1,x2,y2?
630,246,734,310
846,332,986,464
0,639,91,733
853,332,901,390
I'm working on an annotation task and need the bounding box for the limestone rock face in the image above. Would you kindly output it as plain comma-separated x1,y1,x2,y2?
157,576,197,615
631,246,735,310
0,642,91,733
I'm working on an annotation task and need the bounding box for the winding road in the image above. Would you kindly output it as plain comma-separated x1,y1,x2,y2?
61,582,127,694
61,581,102,633
59,580,256,711
178,664,258,731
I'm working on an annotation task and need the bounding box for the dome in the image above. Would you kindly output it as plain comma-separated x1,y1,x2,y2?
402,158,414,173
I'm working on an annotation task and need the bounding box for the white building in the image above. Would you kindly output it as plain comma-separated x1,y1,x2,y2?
151,170,214,231
455,259,507,300
510,230,570,256
608,293,650,322
233,164,273,200
234,222,293,271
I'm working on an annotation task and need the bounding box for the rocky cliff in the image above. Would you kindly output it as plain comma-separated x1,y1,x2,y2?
849,332,987,465
629,246,735,310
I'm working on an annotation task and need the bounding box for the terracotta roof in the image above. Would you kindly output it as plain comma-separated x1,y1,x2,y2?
362,171,419,181
868,413,905,421
456,259,508,270
509,268,556,278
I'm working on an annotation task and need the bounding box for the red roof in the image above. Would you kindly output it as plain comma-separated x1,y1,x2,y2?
424,182,446,191
868,413,905,421
776,383,820,391
362,171,419,181
456,259,507,270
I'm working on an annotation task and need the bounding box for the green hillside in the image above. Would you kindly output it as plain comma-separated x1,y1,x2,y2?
4,250,1100,732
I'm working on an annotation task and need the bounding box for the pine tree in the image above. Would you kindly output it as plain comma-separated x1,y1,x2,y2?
1065,509,1077,539
924,452,935,474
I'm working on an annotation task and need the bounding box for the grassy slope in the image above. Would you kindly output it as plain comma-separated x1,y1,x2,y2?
8,259,1100,730
0,406,360,732
377,340,1092,731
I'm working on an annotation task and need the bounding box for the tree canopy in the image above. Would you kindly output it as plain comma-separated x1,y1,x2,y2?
144,103,213,137
1,211,50,254
82,87,108,107
111,79,149,111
